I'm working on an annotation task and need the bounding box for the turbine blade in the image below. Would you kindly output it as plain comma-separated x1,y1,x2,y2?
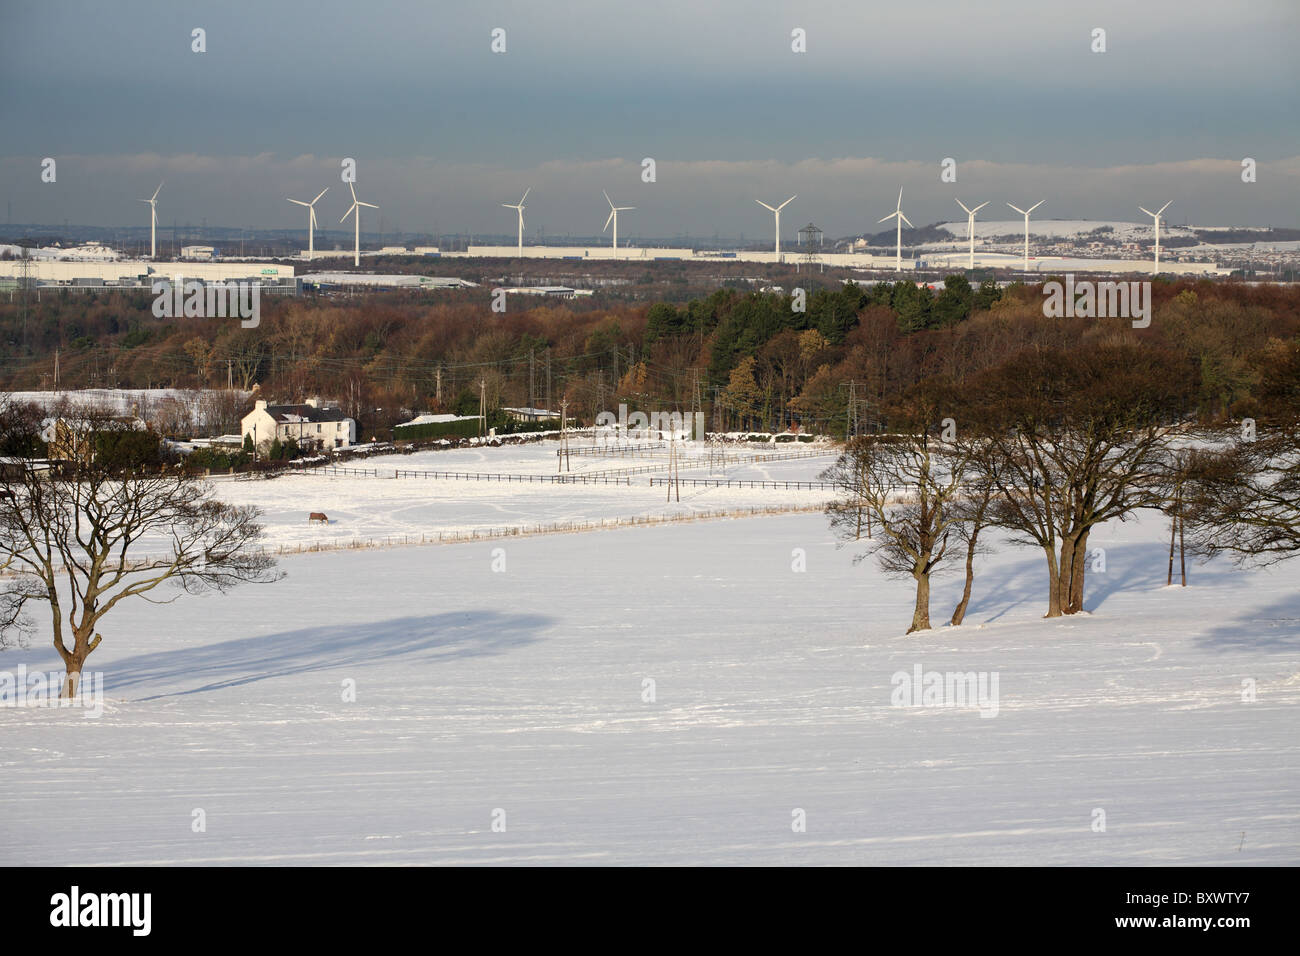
340,204,357,224
288,198,310,207
349,181,357,203
1138,206,1155,218
520,187,530,204
956,199,972,214
604,189,614,209
755,200,776,212
1028,200,1044,213
1157,200,1172,215
900,212,914,228
896,188,903,210
778,195,796,210
878,212,897,224
358,201,378,209
312,187,330,205
1007,203,1026,215
152,182,163,201
604,210,615,231
973,202,989,213
310,207,318,229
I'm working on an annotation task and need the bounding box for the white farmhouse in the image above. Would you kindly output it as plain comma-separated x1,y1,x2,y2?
240,398,356,453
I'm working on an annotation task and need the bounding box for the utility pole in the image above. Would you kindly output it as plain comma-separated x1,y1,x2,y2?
545,349,551,415
845,382,860,439
478,378,486,438
54,348,60,392
666,429,680,503
558,396,571,473
690,368,703,441
529,348,535,411
227,359,233,390
435,364,442,404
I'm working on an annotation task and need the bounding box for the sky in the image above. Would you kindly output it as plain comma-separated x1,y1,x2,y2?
1,0,1297,239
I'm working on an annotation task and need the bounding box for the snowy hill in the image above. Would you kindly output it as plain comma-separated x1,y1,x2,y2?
2,442,1296,865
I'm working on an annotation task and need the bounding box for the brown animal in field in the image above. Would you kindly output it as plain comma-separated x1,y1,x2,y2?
308,512,328,524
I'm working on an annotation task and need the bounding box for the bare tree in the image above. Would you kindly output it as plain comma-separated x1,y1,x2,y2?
968,345,1195,617
949,440,1001,626
0,403,281,697
1183,424,1300,566
824,381,968,633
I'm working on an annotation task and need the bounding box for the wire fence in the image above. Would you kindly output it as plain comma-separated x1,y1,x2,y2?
392,468,632,485
650,477,841,490
264,503,826,554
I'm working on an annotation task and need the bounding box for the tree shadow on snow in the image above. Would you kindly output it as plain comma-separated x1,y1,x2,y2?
953,541,1250,624
1190,592,1300,654
106,610,551,700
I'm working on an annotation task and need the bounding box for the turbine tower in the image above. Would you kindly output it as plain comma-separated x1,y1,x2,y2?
955,198,989,270
287,187,329,260
1138,200,1172,275
137,182,163,258
339,182,378,267
1006,200,1045,273
878,188,913,272
755,195,796,261
603,190,635,251
502,188,530,256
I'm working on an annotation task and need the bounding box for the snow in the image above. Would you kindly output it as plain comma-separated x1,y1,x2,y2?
934,219,1197,242
1,442,1297,865
209,440,840,549
9,388,251,418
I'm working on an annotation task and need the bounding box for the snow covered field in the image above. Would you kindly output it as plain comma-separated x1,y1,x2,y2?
212,440,841,549
2,497,1297,865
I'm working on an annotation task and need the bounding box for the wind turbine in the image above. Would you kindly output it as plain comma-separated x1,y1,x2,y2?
502,188,530,256
1138,200,1172,275
755,195,796,260
1006,200,1044,273
603,190,635,250
339,182,378,267
137,182,163,258
955,199,989,270
287,187,329,260
878,188,913,272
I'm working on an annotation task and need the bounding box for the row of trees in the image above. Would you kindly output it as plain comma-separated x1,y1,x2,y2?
3,278,1298,439
823,340,1300,633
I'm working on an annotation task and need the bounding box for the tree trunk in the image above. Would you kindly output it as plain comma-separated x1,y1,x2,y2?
908,571,932,633
59,624,101,699
1178,513,1186,587
1066,528,1089,614
951,535,978,626
1167,514,1176,586
1043,545,1063,618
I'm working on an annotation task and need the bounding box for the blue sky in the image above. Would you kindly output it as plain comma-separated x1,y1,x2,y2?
2,0,1297,237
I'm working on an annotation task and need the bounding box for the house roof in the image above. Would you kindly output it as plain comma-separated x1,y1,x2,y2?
260,403,349,424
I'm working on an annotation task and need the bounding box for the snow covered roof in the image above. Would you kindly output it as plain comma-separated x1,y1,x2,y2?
397,414,482,427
